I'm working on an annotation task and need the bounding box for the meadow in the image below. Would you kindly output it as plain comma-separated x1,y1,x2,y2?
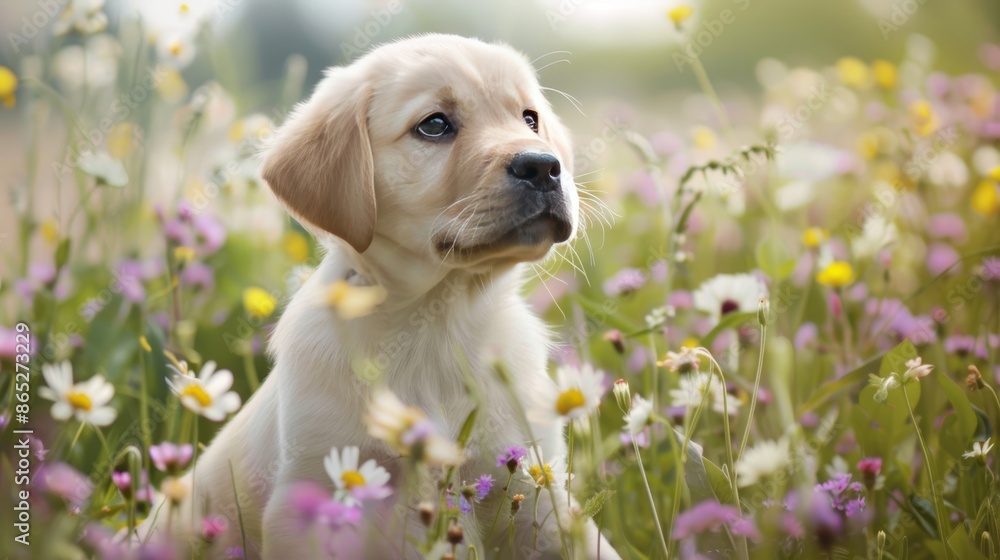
1,1,999,559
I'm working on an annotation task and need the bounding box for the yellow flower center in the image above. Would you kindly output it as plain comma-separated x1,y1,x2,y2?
180,384,213,407
179,3,190,14
667,5,694,26
555,389,586,416
341,470,366,489
168,41,183,57
528,464,554,486
67,391,92,411
802,227,828,249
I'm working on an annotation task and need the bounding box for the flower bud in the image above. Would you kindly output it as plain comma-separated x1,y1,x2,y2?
418,501,435,526
757,297,770,327
447,523,464,545
603,330,625,355
613,379,631,413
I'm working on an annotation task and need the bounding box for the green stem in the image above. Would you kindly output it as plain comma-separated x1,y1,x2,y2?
903,387,951,556
567,426,574,507
738,323,767,462
632,437,670,559
488,472,515,537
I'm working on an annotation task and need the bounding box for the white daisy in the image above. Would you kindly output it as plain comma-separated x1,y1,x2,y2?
962,438,994,461
38,362,117,426
539,363,605,426
693,273,768,325
79,152,128,187
657,346,701,373
365,388,465,467
669,372,740,416
851,214,898,260
736,438,791,487
166,361,241,421
521,449,570,490
156,31,197,68
324,446,391,506
625,394,653,435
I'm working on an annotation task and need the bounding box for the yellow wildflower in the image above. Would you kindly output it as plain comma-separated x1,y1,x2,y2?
0,66,17,107
283,231,310,263
817,261,855,288
802,227,829,248
243,287,277,319
971,180,999,216
40,219,59,245
836,57,869,88
871,60,896,89
908,100,938,137
692,126,717,151
667,5,694,28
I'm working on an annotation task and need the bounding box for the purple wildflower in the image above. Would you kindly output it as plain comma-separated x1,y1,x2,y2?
201,514,229,542
475,474,494,500
603,268,647,296
497,446,528,473
150,442,194,473
672,500,741,539
226,547,245,559
926,243,961,276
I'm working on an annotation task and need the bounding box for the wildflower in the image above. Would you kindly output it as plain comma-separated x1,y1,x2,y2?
166,361,242,421
901,356,934,383
54,0,108,35
474,474,494,500
242,287,276,319
286,480,362,531
871,59,897,89
670,372,740,416
867,374,899,402
962,438,994,463
522,450,569,490
691,126,716,150
366,388,465,466
37,462,92,510
667,5,694,29
0,66,17,107
201,515,228,542
816,261,855,288
603,330,625,354
802,227,828,248
673,500,759,540
926,243,960,276
693,273,768,324
603,268,647,296
908,100,938,137
157,32,196,68
836,57,869,88
324,446,391,506
613,378,631,412
967,365,986,391
510,494,525,516
497,446,528,474
857,457,882,489
327,280,387,320
79,152,128,187
39,361,117,426
852,215,897,260
927,212,968,243
283,231,310,263
539,363,605,426
418,502,435,526
625,394,653,435
161,476,190,504
644,306,671,328
447,523,464,545
809,495,844,550
111,471,132,496
149,442,194,473
971,179,999,216
658,346,701,373
736,438,790,487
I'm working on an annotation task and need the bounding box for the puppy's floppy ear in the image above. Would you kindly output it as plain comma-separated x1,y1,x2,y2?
261,66,376,253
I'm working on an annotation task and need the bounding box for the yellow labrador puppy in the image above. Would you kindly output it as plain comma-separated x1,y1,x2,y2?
143,34,619,559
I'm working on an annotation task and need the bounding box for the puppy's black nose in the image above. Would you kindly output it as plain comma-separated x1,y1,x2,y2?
508,152,561,192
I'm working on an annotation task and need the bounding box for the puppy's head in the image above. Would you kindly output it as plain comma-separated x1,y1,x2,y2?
261,34,577,270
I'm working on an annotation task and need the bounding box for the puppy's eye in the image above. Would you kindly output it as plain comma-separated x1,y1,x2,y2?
415,113,454,139
523,110,539,133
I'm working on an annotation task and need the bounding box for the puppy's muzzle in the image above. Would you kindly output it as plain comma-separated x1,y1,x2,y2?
507,151,572,245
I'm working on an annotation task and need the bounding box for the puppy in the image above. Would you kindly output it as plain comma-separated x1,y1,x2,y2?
142,34,619,559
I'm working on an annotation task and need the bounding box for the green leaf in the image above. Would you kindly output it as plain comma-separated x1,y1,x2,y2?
755,232,797,280
700,311,755,348
702,456,734,505
55,238,71,270
582,489,615,518
972,405,993,441
798,351,885,414
857,379,920,456
907,493,940,539
936,375,977,459
945,520,989,560
570,294,638,334
456,407,477,449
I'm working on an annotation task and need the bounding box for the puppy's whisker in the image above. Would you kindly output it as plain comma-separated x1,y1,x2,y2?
529,264,567,320
539,86,586,117
535,59,571,73
530,50,572,65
